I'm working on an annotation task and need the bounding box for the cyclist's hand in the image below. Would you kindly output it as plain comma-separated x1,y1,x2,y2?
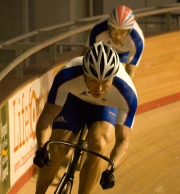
100,169,115,190
33,147,50,168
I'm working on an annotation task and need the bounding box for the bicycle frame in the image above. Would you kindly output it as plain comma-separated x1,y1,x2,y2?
43,126,115,194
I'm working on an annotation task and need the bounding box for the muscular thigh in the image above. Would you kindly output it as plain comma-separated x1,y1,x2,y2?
86,105,117,151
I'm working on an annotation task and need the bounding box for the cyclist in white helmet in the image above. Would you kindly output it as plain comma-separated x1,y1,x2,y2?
33,41,138,194
82,5,145,80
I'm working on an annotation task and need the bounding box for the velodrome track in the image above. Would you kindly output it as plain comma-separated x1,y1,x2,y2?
17,31,180,194
1,30,180,194
17,100,180,194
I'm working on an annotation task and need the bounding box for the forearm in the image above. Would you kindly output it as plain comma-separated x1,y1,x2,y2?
108,125,131,170
36,117,52,148
35,103,62,148
109,140,129,170
125,64,137,80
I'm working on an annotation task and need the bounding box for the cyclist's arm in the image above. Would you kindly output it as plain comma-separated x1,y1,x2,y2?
108,124,131,170
120,62,137,80
36,103,62,148
124,64,137,80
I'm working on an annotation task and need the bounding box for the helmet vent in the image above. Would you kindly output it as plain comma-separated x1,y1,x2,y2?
110,58,115,66
105,68,114,78
89,54,93,64
100,53,105,75
90,65,98,78
107,49,113,63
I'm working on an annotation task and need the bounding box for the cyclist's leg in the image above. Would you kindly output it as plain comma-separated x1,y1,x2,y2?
79,121,115,194
78,105,117,194
35,129,74,194
35,93,86,194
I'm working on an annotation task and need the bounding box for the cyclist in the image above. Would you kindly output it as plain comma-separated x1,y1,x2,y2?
82,5,145,80
33,41,138,194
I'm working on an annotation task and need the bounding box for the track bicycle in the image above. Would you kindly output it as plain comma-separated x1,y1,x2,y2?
43,124,115,194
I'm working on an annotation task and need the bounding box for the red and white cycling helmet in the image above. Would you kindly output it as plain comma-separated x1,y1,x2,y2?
83,41,120,80
108,5,134,30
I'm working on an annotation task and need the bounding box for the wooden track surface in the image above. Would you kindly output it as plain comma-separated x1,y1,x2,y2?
17,100,180,194
134,31,180,106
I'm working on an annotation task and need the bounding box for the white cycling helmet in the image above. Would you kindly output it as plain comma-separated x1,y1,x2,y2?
83,41,120,80
108,5,134,30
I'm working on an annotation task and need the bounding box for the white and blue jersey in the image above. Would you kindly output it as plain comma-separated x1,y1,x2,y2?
86,17,144,66
47,57,138,131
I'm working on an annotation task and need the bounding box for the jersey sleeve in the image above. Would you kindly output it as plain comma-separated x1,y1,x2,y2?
85,18,108,47
113,74,138,128
47,58,84,106
46,68,69,106
127,22,145,66
116,94,137,128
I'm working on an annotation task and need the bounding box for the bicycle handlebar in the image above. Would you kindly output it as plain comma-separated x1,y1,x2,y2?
43,139,115,174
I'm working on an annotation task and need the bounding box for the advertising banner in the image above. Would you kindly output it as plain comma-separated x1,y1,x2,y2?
0,103,10,194
8,70,53,186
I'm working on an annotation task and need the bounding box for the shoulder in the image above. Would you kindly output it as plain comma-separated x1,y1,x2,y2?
91,17,108,32
88,17,109,46
62,56,83,69
114,63,137,95
94,16,108,26
55,56,84,79
131,21,144,40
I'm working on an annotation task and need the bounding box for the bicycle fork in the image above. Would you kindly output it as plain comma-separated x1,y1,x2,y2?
54,139,87,194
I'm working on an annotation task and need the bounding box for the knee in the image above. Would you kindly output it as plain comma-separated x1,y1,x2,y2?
85,138,107,167
87,122,115,153
88,136,107,154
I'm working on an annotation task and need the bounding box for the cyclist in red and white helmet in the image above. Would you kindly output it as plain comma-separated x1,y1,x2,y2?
82,5,145,80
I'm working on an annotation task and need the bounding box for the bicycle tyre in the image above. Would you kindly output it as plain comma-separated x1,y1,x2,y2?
58,180,72,194
54,172,66,194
